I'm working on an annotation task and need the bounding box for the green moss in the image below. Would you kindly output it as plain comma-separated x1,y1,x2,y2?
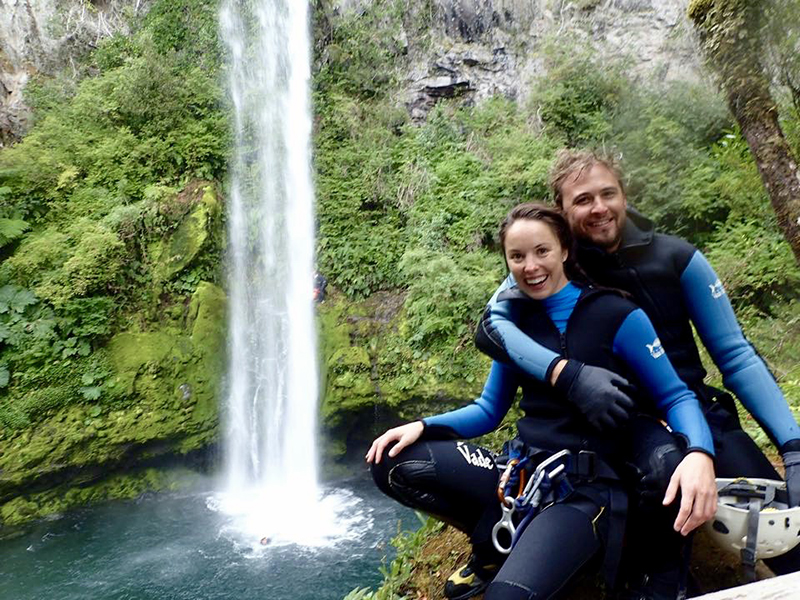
188,281,226,352
0,467,190,527
0,370,218,521
319,300,377,428
329,347,371,371
108,331,177,394
0,282,224,523
317,292,485,441
0,229,70,287
184,281,226,429
154,186,220,282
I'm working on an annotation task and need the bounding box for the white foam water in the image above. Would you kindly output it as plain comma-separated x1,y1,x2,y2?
208,486,374,552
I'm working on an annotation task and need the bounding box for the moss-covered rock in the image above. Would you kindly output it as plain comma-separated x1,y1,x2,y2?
153,184,221,283
0,282,225,520
0,466,194,528
0,170,229,528
318,289,489,462
108,331,178,394
0,269,225,529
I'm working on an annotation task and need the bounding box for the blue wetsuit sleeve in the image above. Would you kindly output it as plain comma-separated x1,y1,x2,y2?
680,251,800,447
613,309,715,455
422,361,518,439
475,275,560,382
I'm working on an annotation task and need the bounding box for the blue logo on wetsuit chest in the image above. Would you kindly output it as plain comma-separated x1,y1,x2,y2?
647,337,665,359
456,442,494,469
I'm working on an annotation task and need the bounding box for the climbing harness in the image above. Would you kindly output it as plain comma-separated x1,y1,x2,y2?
491,450,573,555
705,478,800,582
490,444,628,589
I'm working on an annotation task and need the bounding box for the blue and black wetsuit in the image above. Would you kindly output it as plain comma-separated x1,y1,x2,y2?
476,209,800,576
372,283,712,600
426,282,712,455
479,209,799,449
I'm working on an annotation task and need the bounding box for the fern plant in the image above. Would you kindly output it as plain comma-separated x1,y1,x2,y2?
0,218,29,249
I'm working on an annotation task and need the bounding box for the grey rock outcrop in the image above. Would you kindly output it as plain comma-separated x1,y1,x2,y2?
324,0,701,120
0,0,147,144
1,0,704,139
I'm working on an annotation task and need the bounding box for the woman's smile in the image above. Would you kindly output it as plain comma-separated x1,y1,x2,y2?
504,219,569,300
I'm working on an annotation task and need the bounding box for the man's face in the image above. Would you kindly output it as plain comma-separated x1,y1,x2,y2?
560,163,627,252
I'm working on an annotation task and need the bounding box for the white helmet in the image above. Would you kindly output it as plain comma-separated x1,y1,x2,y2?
704,478,800,581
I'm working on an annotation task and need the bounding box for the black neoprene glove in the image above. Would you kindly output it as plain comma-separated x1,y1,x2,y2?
552,360,636,431
782,451,800,507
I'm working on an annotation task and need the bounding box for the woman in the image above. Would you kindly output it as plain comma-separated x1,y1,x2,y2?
366,204,716,600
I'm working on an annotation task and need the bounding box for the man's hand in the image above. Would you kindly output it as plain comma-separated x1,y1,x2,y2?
663,451,717,536
553,360,636,430
365,421,424,465
782,451,800,507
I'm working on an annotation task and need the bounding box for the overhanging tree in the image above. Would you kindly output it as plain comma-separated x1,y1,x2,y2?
688,0,800,265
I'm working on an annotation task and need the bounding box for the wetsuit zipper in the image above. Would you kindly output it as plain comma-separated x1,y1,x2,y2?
613,251,665,340
557,299,591,451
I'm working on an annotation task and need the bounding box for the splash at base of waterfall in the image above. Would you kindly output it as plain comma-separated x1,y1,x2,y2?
208,484,371,550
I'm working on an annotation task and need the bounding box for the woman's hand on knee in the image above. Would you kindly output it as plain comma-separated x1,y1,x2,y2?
365,421,425,464
663,451,717,536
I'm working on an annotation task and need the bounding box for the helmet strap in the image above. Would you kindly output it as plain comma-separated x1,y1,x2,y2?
740,497,761,583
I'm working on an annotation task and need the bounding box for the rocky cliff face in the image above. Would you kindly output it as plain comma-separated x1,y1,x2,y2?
322,0,702,119
3,0,702,141
0,0,147,144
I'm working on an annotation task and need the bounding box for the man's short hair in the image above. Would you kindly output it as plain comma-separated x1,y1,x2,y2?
549,149,625,208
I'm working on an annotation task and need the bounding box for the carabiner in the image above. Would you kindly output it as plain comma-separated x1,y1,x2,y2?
518,449,571,508
496,459,519,505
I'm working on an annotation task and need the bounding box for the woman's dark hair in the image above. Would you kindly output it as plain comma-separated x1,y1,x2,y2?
498,203,589,284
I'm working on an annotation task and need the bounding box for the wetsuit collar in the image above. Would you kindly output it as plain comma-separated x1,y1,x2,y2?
617,207,653,251
497,280,592,303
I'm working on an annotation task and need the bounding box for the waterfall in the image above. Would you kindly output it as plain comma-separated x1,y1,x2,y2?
219,0,318,505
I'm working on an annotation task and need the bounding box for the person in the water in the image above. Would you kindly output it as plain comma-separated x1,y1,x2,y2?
367,204,716,600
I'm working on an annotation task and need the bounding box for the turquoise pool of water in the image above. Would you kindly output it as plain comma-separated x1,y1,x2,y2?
0,473,415,600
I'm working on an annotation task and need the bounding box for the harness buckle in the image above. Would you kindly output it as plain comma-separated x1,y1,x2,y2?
577,450,596,482
740,546,756,567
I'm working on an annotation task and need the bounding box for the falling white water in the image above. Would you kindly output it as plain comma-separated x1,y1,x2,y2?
217,0,329,542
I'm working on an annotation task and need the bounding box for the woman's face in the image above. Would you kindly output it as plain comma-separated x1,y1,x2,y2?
504,218,570,300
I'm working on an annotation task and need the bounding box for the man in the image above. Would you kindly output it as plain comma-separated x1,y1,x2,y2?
460,149,800,600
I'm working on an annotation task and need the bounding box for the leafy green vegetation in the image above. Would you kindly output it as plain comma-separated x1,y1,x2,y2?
343,515,444,600
0,0,227,419
0,0,228,524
